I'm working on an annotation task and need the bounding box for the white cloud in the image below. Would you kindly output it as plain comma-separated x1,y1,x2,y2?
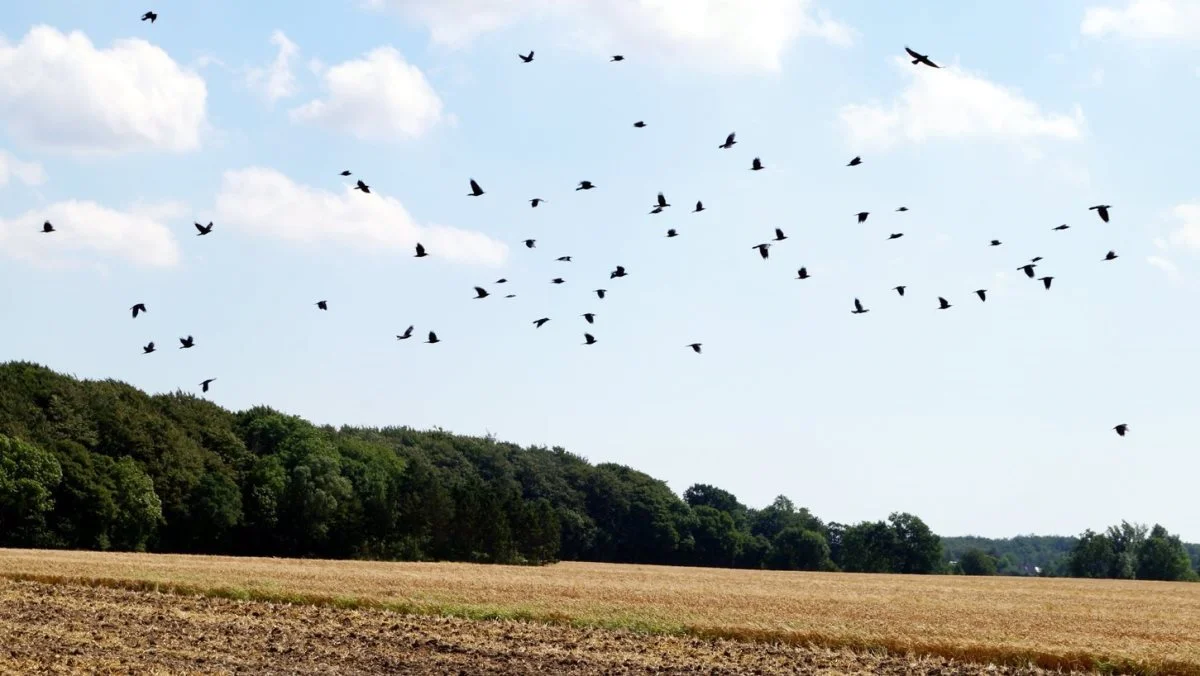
1147,255,1181,280
244,31,299,104
0,26,207,154
1168,203,1200,251
840,57,1086,150
364,0,852,71
213,167,507,265
0,149,45,186
289,47,443,141
0,200,182,267
1082,0,1200,40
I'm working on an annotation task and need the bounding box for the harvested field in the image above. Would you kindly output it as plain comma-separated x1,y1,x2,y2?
2,549,1198,674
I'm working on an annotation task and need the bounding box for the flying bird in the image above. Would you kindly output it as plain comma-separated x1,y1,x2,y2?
583,333,597,345
693,201,705,213
551,278,566,285
1104,250,1118,261
975,289,988,302
316,300,328,310
130,303,147,318
195,221,213,236
1089,205,1112,223
852,298,869,314
773,228,788,241
610,265,627,278
655,192,670,209
857,212,870,224
529,198,545,207
179,336,195,349
340,170,352,176
1039,276,1054,290
649,206,665,215
496,278,508,284
414,242,428,258
556,256,572,262
750,157,765,171
1113,423,1129,437
1031,256,1044,263
523,239,537,249
473,287,489,299
519,51,534,63
893,286,906,296
141,11,157,22
594,289,607,299
200,378,216,393
752,243,771,260
847,156,862,167
468,179,485,197
41,221,54,233
582,313,595,324
633,121,646,128
666,229,679,238
905,46,939,68
796,267,810,280
687,343,702,354
505,294,516,299
533,318,550,328
887,233,904,240
937,297,952,310
425,331,440,344
142,342,156,354
719,132,737,149
1053,224,1070,231
354,180,370,193
896,206,909,212
990,240,1002,246
576,181,595,190
1018,264,1037,278
610,55,625,62
396,326,414,340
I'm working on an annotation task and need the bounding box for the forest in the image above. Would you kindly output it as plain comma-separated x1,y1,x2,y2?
0,361,1195,581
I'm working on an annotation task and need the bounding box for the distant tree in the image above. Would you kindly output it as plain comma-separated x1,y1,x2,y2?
771,527,833,571
0,435,63,546
1068,529,1117,578
888,512,943,574
839,521,898,573
684,484,747,527
749,495,823,542
1136,525,1195,582
689,505,742,567
959,548,998,576
1105,521,1147,579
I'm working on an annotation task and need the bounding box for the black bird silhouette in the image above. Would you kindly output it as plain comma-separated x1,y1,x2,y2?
1113,423,1129,437
1053,224,1070,231
340,170,352,176
41,221,54,233
610,265,627,279
896,206,909,212
1104,250,1118,261
752,243,771,260
533,318,550,328
938,297,952,309
687,343,703,354
529,198,545,207
556,256,572,262
857,212,870,223
468,179,485,197
649,206,665,215
975,289,988,302
582,313,595,324
519,51,534,63
773,228,787,241
505,294,516,299
583,333,597,345
990,239,1002,246
315,300,328,311
655,192,670,209
666,228,678,238
796,267,810,280
905,46,939,68
141,11,157,22
693,201,705,213
852,298,869,314
1031,256,1044,263
396,326,414,340
633,121,646,128
551,278,565,285
595,289,607,299
473,287,489,299
719,132,737,149
414,242,428,258
847,156,862,167
610,55,624,62
131,303,147,318
887,233,904,240
894,285,906,296
354,180,370,193
1039,276,1054,290
496,278,508,284
142,342,156,354
179,336,195,349
576,181,595,190
523,239,536,249
750,157,764,171
1018,264,1037,278
425,331,440,344
1090,205,1112,222
200,378,216,393
194,221,213,236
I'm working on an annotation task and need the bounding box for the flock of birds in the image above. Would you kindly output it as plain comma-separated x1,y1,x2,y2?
38,13,1131,438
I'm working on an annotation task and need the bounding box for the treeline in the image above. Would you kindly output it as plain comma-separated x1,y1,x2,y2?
0,361,1196,582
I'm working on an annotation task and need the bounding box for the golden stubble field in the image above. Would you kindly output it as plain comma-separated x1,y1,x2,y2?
1,549,1198,674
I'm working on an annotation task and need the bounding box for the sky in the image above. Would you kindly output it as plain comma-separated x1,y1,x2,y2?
1,0,1198,540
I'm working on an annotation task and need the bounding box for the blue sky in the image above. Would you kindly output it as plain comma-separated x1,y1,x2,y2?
2,0,1198,540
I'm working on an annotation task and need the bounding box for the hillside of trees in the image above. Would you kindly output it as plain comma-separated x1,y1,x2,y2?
1,361,1195,582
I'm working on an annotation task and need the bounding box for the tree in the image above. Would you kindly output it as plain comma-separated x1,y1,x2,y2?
959,548,998,576
1068,529,1117,578
839,521,898,573
1136,525,1195,582
0,434,63,546
771,527,833,571
888,512,943,574
689,505,741,567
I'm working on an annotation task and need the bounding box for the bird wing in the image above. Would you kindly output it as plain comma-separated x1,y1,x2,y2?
775,228,784,239
194,222,205,233
726,133,735,145
854,299,863,311
905,46,921,60
470,179,482,193
474,287,487,296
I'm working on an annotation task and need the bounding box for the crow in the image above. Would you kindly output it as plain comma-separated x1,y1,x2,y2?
340,170,352,176
316,300,328,310
143,342,156,354
896,206,909,212
894,286,906,296
1090,205,1112,223
857,212,870,224
530,198,545,207
519,51,534,63
468,179,485,197
495,278,508,284
576,181,595,190
666,229,679,238
397,326,414,340
425,331,440,344
1018,264,1037,278
905,46,939,68
1039,276,1054,290
41,221,54,233
752,243,771,260
852,298,869,314
1053,224,1070,231
687,343,703,354
773,228,787,241
582,313,595,324
141,11,157,23
796,267,810,280
583,333,597,345
594,289,607,299
179,336,195,349
1104,250,1118,261
610,265,627,279
556,256,572,262
414,242,428,258
551,278,566,285
1113,423,1129,437
131,303,147,319
719,132,737,149
693,201,705,213
354,180,370,193
888,233,904,240
990,239,1002,246
633,121,646,128
610,55,625,62
200,378,216,393
847,156,862,167
938,296,952,309
524,239,536,249
473,287,489,299
533,318,550,328
975,289,988,302
195,222,213,236
751,157,764,171
655,192,670,209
